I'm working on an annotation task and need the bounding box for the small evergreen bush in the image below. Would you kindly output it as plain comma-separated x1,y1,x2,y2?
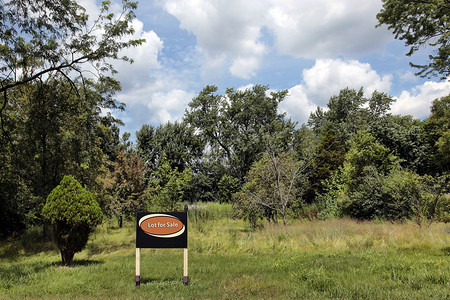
42,175,103,266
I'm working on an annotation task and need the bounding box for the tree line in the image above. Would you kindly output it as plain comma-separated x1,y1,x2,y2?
136,86,449,228
1,0,449,240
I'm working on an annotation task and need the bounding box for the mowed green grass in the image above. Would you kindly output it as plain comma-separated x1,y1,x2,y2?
1,207,449,299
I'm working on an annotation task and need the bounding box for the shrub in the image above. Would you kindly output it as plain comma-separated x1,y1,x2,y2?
343,166,385,220
42,175,103,266
382,168,419,221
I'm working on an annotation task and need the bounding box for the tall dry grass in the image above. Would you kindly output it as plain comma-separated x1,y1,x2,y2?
189,217,450,254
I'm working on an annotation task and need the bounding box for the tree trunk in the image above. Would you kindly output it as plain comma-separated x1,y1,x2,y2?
61,249,75,266
282,209,287,226
272,211,278,224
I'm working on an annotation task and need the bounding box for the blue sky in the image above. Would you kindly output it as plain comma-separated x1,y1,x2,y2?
82,0,449,137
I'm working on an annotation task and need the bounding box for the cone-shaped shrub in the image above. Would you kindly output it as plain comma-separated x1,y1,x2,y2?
42,175,103,266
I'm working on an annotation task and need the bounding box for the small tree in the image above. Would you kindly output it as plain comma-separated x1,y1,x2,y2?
110,150,147,227
416,174,450,226
42,175,103,266
234,150,305,227
150,156,192,211
218,174,241,203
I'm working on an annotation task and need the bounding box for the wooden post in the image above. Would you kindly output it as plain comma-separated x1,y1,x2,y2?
136,247,141,286
183,204,189,285
136,205,141,287
183,248,189,285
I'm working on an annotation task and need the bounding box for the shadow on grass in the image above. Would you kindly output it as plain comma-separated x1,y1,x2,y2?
0,261,57,289
86,242,133,255
139,276,182,285
0,258,104,290
0,240,56,260
69,258,104,267
0,226,57,260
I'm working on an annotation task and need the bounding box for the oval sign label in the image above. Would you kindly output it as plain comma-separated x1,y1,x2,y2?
139,214,185,238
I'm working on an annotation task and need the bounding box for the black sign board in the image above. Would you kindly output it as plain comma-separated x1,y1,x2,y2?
136,211,188,248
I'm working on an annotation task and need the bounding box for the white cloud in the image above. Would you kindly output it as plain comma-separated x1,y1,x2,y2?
113,22,164,91
280,58,393,124
163,0,391,79
266,0,390,58
391,79,450,119
79,0,448,137
118,77,195,126
198,50,227,79
280,85,316,125
77,0,100,16
230,56,260,79
399,71,419,83
76,0,164,91
303,58,392,106
164,0,267,79
147,89,195,123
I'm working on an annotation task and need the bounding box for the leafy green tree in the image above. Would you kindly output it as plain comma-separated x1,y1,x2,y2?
370,114,429,174
417,174,450,226
306,129,346,201
345,131,398,179
308,88,395,145
319,131,400,220
423,95,450,173
183,156,226,203
376,0,450,79
136,121,204,172
293,125,319,163
42,175,103,266
383,168,422,221
340,166,420,221
234,150,306,226
436,130,450,168
0,166,35,238
96,114,124,165
136,121,208,205
0,0,144,97
344,166,386,220
149,156,192,211
218,174,241,203
0,85,39,237
308,88,366,138
0,77,123,238
233,189,265,229
185,84,296,181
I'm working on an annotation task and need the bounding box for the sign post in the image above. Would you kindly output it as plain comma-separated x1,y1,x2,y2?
136,247,141,286
135,205,189,286
183,248,188,285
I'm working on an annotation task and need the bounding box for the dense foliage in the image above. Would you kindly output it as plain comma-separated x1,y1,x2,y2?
234,151,303,227
42,175,103,265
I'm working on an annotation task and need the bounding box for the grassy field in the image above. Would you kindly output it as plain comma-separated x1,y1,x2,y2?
1,203,449,299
